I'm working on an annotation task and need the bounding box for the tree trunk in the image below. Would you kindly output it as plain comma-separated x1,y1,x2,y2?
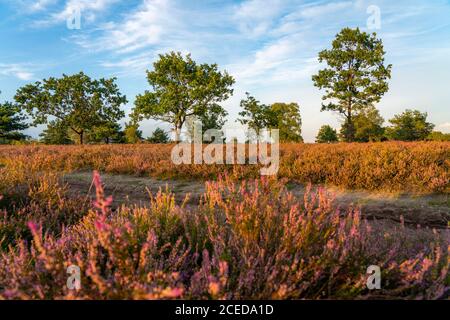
174,125,182,143
79,131,84,145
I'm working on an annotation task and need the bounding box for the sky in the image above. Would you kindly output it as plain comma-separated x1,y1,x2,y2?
0,0,449,142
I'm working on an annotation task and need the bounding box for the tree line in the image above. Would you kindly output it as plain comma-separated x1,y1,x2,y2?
1,28,448,145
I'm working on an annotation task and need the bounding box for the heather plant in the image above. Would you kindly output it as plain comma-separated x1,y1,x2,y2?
0,172,447,300
2,142,446,193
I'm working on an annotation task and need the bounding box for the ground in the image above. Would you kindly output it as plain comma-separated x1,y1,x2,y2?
63,172,449,230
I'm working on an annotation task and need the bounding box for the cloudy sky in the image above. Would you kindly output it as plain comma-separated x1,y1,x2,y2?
0,0,449,141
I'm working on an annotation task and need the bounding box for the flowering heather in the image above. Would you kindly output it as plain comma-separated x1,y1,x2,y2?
0,142,448,193
0,171,448,300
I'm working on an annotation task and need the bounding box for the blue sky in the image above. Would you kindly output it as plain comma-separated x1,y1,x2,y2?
0,0,449,142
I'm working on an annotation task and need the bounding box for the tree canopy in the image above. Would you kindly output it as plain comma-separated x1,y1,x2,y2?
14,72,127,144
0,98,29,144
39,120,73,145
350,106,385,142
238,93,303,142
147,127,170,144
316,125,339,143
312,28,392,142
132,52,235,142
386,109,434,141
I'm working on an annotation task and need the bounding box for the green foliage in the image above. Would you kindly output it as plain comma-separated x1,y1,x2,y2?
133,52,234,142
147,127,170,144
0,99,29,144
271,102,303,142
124,122,143,144
238,93,272,136
86,122,125,144
238,94,303,142
386,109,435,141
312,28,392,142
427,131,450,141
186,103,228,142
39,120,73,145
316,125,338,143
14,72,127,144
347,106,385,142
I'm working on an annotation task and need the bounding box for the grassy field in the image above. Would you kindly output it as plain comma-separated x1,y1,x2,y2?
0,143,449,299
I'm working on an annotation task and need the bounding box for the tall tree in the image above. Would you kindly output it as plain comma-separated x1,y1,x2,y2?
0,98,29,144
386,109,434,141
316,125,339,143
132,52,235,142
312,28,392,142
14,72,127,144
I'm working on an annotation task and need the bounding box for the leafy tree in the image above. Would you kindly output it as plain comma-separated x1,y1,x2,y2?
124,121,143,144
147,128,170,144
238,93,303,142
39,120,73,145
86,122,125,144
0,99,29,144
186,103,228,142
348,106,385,142
316,125,338,143
14,72,127,144
427,131,450,142
238,93,273,137
386,109,435,141
271,102,303,142
312,28,392,142
133,52,234,142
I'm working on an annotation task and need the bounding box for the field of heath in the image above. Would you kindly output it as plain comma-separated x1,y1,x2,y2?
0,142,448,299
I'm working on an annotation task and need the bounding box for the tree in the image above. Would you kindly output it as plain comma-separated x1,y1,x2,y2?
427,131,450,142
238,93,273,137
133,52,235,142
386,109,435,141
147,128,170,144
124,121,143,144
271,102,303,142
349,106,385,142
14,72,127,144
86,122,125,144
238,93,303,142
316,125,338,143
39,120,73,145
186,103,228,142
312,28,392,142
0,99,29,144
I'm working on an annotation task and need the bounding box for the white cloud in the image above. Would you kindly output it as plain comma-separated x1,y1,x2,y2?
35,0,119,26
73,0,173,53
30,0,57,12
234,0,286,37
284,1,353,20
0,64,34,80
436,122,450,133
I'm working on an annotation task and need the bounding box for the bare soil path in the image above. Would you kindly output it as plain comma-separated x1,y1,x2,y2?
63,172,449,229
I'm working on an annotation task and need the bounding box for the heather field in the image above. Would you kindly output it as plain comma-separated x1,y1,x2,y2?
0,143,448,300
